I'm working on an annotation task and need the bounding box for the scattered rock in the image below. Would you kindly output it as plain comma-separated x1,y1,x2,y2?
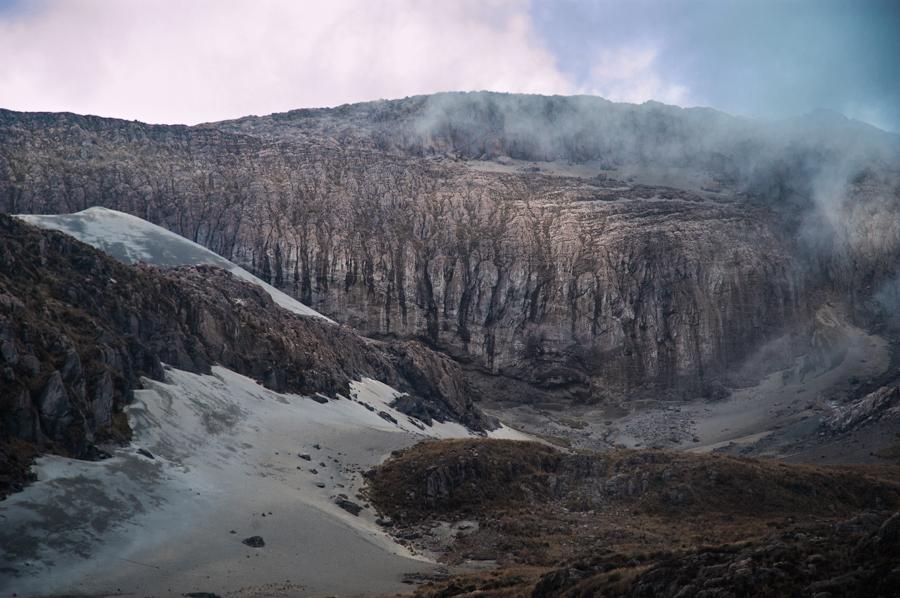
335,497,363,516
826,385,899,432
378,411,399,425
241,536,265,548
402,568,451,585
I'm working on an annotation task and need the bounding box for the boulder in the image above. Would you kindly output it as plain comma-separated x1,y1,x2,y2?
241,535,265,548
826,385,899,432
91,370,115,427
36,371,72,435
0,338,17,365
335,497,363,516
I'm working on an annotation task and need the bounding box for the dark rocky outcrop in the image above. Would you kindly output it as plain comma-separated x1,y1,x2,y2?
827,384,900,432
0,215,489,496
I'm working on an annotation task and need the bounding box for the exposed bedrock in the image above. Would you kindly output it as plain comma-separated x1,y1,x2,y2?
329,197,801,400
2,97,897,400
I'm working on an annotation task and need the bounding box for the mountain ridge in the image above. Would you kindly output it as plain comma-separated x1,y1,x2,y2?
1,92,897,410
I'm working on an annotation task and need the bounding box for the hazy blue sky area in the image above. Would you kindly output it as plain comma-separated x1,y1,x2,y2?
531,0,900,131
0,0,897,130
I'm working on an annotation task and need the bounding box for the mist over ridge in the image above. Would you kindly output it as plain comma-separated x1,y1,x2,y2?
217,91,900,323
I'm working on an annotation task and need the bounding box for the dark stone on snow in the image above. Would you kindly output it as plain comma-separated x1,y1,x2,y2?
335,497,363,516
242,535,265,548
378,410,398,425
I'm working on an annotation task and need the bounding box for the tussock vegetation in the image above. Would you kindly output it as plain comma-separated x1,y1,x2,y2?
369,439,900,597
369,439,900,521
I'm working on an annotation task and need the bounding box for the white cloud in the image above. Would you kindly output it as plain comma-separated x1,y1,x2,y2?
587,45,691,105
0,2,695,124
0,0,574,124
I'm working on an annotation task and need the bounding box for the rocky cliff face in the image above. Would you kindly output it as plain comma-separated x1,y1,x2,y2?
0,214,488,494
1,94,897,401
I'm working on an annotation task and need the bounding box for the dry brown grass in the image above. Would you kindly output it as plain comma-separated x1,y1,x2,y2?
369,439,900,526
368,440,900,580
368,439,900,596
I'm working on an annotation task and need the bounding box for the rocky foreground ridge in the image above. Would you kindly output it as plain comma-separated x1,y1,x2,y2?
367,438,900,597
0,214,489,495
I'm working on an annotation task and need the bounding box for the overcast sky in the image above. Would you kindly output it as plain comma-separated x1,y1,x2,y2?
1,0,898,131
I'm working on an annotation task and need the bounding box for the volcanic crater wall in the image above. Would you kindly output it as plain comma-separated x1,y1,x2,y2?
3,98,896,400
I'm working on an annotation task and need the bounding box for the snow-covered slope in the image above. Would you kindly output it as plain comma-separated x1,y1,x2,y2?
3,206,531,596
0,364,527,596
17,206,332,322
